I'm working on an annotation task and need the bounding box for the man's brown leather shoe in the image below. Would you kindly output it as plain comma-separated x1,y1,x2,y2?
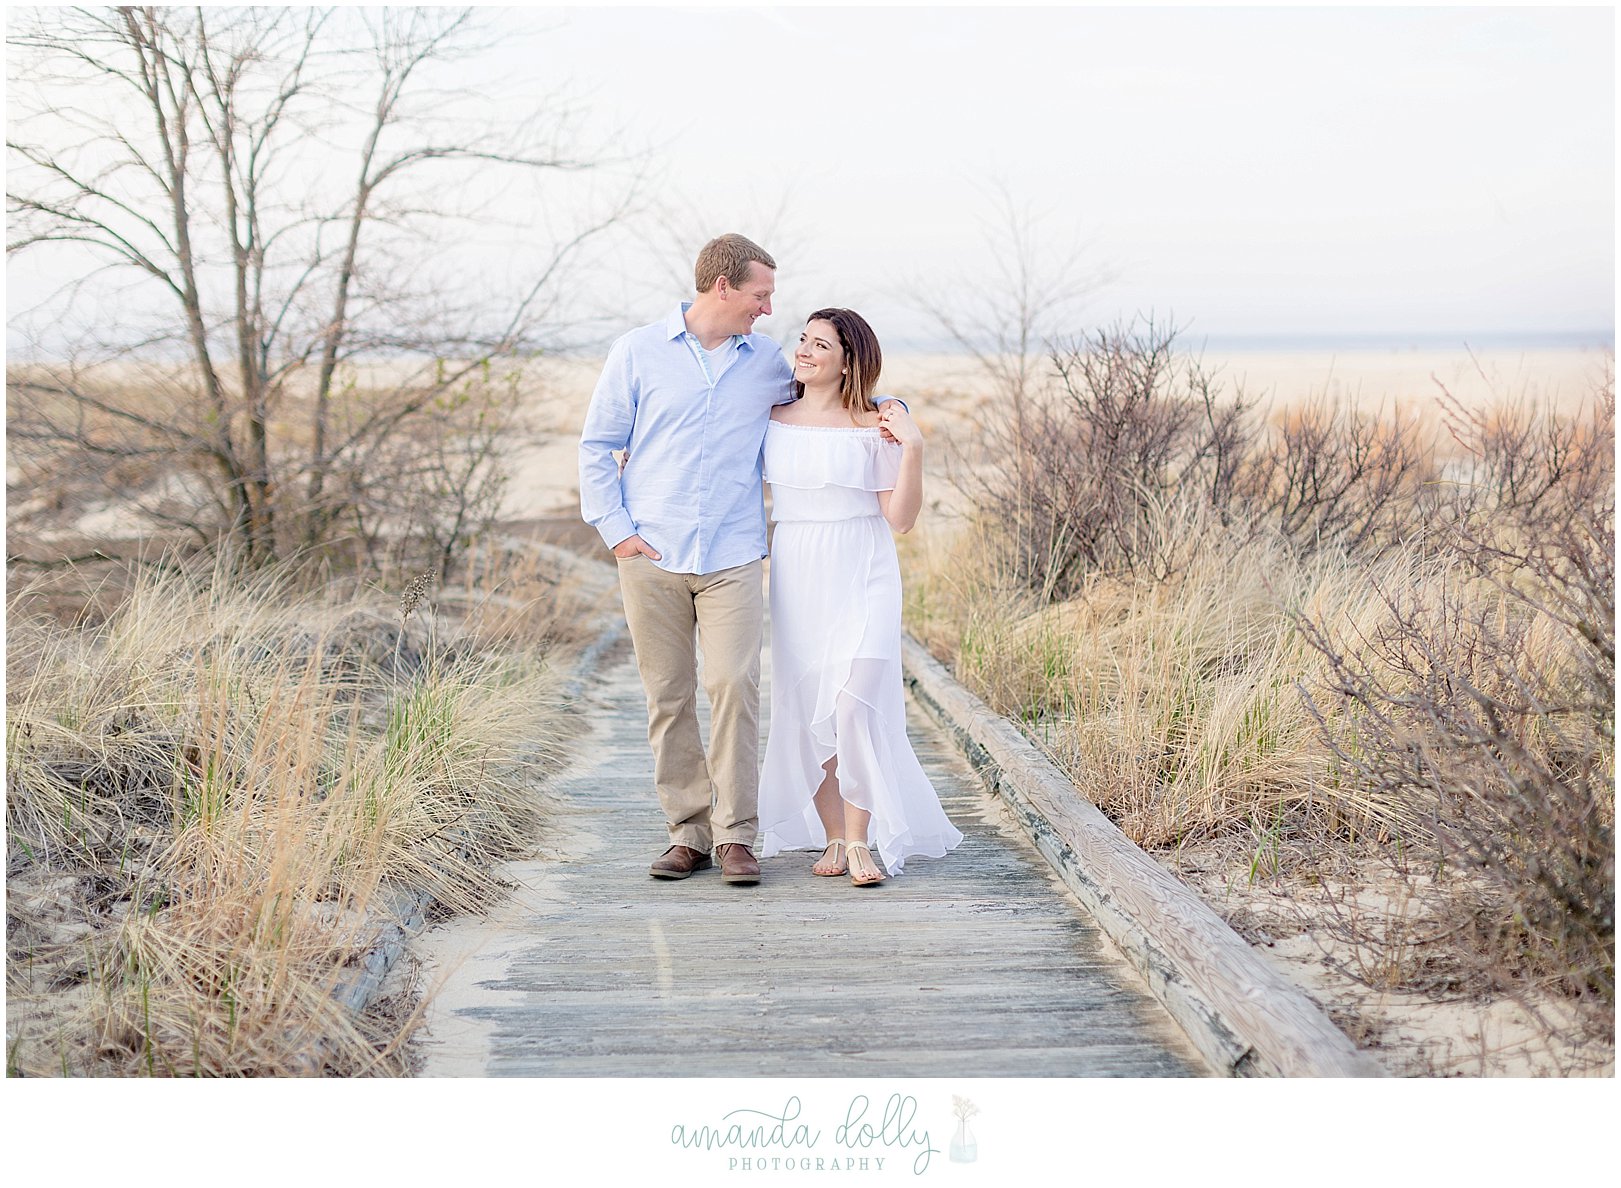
649,845,712,880
716,843,761,885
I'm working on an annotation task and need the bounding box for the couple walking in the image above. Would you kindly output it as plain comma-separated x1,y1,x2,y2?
578,233,962,888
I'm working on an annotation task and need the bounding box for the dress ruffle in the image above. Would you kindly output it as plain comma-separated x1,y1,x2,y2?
761,422,902,492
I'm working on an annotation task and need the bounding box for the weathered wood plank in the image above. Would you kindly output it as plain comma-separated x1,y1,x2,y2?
412,601,1211,1077
900,634,1383,1078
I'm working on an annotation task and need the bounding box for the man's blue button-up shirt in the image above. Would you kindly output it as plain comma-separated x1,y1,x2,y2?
579,304,796,575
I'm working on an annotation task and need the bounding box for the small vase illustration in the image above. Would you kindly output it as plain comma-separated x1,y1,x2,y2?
949,1116,978,1163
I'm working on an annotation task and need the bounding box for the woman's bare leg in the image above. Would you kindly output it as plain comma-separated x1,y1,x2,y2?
843,802,884,883
811,757,847,874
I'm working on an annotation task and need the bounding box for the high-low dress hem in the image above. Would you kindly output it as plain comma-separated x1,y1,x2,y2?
758,421,964,875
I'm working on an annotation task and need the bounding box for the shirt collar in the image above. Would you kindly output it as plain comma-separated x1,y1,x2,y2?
667,302,754,351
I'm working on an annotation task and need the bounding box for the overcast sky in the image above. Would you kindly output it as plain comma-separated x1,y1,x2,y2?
510,2,1615,347
6,4,1614,353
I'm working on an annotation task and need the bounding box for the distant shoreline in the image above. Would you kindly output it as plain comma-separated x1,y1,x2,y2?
878,331,1615,355
1179,331,1613,353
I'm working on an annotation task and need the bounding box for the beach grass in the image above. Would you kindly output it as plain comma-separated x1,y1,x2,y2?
6,549,580,1076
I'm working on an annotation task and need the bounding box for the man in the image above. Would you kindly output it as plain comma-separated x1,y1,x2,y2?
578,233,791,885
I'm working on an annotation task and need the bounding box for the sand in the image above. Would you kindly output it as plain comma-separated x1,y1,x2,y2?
1158,850,1612,1077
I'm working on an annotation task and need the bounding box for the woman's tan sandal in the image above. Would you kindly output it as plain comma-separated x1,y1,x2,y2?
847,842,887,887
812,838,848,876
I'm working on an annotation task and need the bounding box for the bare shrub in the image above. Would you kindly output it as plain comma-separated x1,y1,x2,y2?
1236,396,1440,555
956,316,1255,598
956,316,1453,602
1438,371,1615,525
1294,387,1615,1006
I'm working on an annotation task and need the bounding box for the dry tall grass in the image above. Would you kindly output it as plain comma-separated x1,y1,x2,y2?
908,511,1425,845
6,551,579,1075
906,331,1614,1041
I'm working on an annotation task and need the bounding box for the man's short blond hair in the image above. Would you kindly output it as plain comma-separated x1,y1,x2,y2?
694,233,776,293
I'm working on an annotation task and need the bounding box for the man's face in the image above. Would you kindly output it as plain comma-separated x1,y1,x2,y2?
719,261,775,334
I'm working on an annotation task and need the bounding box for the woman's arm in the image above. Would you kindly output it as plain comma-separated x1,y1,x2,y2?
874,403,924,534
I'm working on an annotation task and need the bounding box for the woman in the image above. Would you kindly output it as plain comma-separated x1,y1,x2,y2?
758,308,963,885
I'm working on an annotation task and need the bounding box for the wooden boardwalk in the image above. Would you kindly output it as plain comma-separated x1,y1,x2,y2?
413,622,1207,1077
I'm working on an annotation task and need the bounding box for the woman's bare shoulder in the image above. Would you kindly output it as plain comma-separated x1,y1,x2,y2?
771,401,883,429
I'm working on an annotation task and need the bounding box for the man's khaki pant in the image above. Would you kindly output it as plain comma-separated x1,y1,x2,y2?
616,556,763,852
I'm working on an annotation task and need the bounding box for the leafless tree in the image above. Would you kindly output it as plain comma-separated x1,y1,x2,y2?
7,6,638,571
907,182,1113,436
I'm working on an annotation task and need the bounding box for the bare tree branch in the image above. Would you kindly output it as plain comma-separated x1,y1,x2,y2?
10,5,639,572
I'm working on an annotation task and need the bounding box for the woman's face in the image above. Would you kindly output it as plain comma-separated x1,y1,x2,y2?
794,319,845,389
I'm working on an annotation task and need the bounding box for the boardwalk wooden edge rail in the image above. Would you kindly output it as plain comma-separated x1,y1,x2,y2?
899,634,1385,1078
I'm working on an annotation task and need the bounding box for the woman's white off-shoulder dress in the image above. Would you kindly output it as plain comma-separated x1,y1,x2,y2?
758,420,963,874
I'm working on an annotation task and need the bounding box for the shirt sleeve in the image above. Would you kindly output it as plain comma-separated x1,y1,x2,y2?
768,347,798,406
874,393,909,411
578,335,639,549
